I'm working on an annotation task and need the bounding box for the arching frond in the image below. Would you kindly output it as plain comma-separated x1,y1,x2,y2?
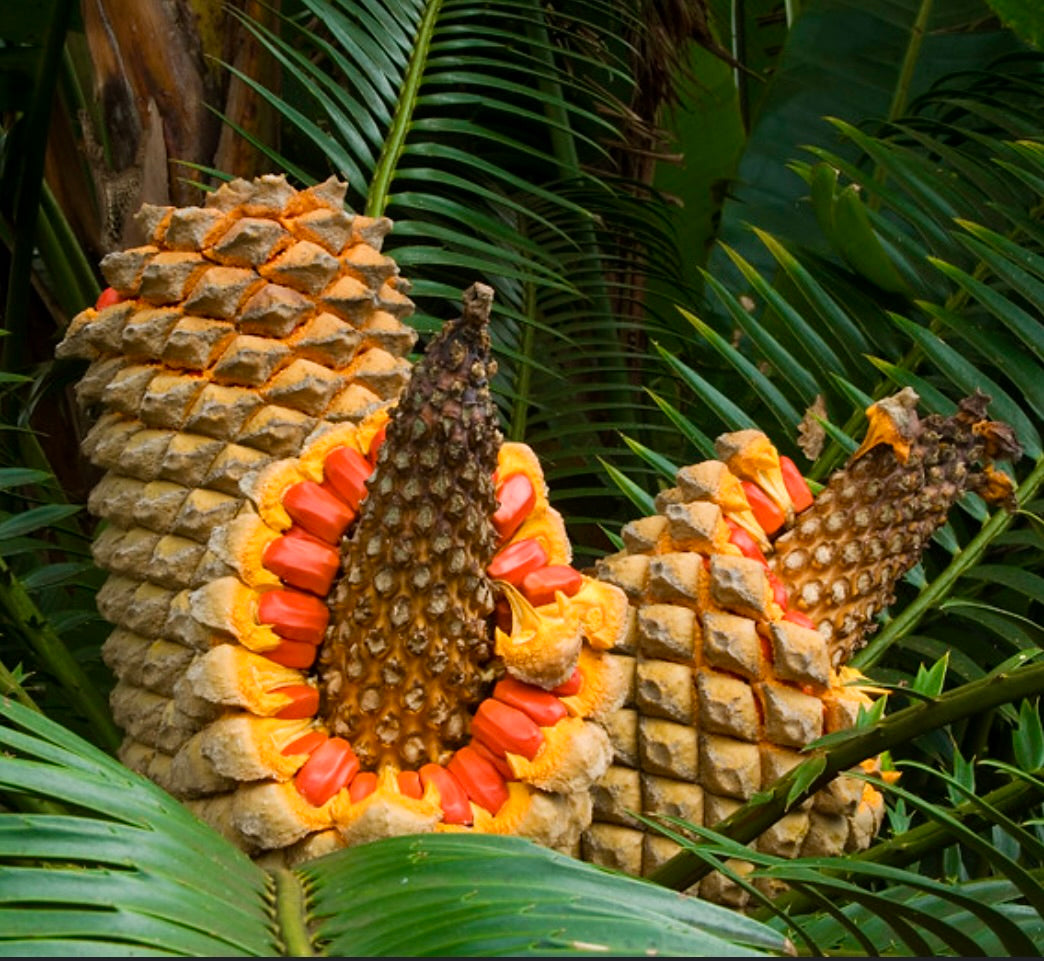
0,698,790,957
645,58,1044,686
644,749,1044,957
218,0,692,542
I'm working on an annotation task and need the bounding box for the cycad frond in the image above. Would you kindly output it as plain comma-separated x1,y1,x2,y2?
219,1,687,530
227,0,637,298
646,752,1044,957
645,59,1044,682
0,697,790,957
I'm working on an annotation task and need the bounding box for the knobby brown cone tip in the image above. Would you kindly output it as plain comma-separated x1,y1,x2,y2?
319,283,503,769
773,388,1023,663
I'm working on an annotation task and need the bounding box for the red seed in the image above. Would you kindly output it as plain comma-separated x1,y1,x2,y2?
784,609,817,630
94,287,122,310
282,480,356,544
493,677,568,727
281,731,328,757
551,667,583,697
468,737,515,780
262,534,340,596
780,456,814,512
520,564,583,607
294,737,359,806
324,446,373,511
348,771,378,803
397,769,423,799
725,519,768,566
264,639,319,669
419,763,472,825
742,480,786,536
487,538,548,587
367,424,387,464
272,685,320,720
470,698,544,761
448,746,509,816
492,473,536,541
258,590,330,644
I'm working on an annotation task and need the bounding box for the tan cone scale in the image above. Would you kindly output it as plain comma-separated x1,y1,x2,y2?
59,176,1020,895
585,389,1020,905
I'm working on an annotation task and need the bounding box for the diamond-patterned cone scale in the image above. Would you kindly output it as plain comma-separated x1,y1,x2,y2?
319,284,503,768
585,389,1020,905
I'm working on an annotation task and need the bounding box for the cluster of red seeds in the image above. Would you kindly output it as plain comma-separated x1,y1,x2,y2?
487,472,583,605
245,432,588,822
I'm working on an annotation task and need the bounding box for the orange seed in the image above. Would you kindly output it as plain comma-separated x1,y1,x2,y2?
487,538,548,587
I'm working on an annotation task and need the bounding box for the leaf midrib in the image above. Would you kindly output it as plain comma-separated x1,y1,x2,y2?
272,867,317,957
366,0,442,217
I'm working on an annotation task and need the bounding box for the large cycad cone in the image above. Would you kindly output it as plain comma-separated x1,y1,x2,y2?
585,390,1020,905
57,179,631,867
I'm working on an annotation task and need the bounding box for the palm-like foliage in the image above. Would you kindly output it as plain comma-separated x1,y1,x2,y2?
0,697,788,956
218,0,694,549
2,0,1044,956
630,52,1044,676
610,47,1044,955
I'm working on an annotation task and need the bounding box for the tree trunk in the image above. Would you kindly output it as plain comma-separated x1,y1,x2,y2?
50,0,280,255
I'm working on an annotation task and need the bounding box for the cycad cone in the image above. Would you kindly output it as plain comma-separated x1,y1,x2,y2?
57,176,629,868
586,390,1019,905
58,176,1018,899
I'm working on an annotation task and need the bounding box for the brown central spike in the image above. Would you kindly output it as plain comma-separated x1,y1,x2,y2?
318,283,503,769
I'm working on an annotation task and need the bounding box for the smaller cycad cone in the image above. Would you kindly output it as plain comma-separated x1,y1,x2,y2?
584,388,1021,905
320,283,502,769
773,388,1022,663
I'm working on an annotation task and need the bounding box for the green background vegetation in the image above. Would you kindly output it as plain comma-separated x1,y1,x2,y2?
0,0,1042,954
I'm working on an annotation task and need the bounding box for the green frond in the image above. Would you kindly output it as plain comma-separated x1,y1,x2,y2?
304,833,788,957
217,0,687,547
0,699,789,957
0,698,276,956
646,753,1044,957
